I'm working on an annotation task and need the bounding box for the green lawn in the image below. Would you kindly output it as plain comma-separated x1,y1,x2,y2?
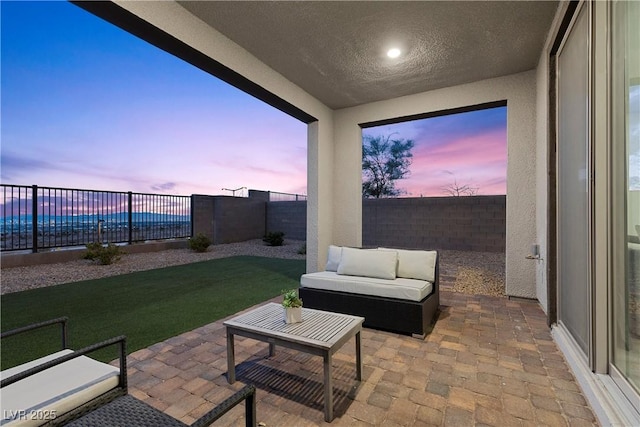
1,256,305,369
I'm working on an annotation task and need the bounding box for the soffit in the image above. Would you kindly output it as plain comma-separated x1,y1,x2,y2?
177,1,558,110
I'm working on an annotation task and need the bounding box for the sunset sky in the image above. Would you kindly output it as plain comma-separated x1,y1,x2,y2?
1,1,507,198
363,106,507,197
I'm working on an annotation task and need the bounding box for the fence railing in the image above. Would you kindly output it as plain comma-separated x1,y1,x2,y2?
1,184,191,252
267,191,307,202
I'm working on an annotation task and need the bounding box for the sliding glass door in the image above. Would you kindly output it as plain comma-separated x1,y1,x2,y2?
557,3,591,358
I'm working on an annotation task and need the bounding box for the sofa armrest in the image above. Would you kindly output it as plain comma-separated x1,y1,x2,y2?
1,317,69,351
1,335,127,391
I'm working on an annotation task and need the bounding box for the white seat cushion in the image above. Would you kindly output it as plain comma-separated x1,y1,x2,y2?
301,271,432,302
1,350,120,427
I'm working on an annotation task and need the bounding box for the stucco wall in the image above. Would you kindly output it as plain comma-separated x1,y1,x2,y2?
333,71,538,298
534,1,573,313
306,121,335,272
535,51,551,312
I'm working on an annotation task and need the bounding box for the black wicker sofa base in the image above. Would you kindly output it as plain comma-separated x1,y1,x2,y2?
299,285,439,338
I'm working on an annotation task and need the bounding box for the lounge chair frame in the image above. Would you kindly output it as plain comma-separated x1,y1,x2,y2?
1,318,256,426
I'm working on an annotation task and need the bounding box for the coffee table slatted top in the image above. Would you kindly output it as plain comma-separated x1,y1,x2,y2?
224,303,364,350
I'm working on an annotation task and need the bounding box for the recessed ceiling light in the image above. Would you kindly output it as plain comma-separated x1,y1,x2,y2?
387,48,401,59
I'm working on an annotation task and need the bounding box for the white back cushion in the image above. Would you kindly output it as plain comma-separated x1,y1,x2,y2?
379,248,437,282
325,245,343,271
337,247,397,280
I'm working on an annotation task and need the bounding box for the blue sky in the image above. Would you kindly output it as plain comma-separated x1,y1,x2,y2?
1,1,508,198
1,1,307,196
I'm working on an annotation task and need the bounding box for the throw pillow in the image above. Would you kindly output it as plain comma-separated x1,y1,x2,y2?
379,248,437,282
337,247,397,280
325,245,342,271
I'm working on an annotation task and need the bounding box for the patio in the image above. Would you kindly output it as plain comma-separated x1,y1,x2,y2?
123,290,598,426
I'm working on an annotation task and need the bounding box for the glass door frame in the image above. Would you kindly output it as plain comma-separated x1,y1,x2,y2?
555,0,595,368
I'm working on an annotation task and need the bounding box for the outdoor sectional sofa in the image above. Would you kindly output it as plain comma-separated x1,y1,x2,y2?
299,246,440,338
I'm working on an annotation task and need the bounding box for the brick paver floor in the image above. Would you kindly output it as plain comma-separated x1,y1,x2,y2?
124,291,599,426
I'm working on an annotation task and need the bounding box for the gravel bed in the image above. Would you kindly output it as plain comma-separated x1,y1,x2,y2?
1,240,505,297
438,249,505,297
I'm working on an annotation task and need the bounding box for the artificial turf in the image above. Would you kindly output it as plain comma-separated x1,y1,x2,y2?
0,256,305,369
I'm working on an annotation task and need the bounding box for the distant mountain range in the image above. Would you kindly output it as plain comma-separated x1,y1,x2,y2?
0,212,190,224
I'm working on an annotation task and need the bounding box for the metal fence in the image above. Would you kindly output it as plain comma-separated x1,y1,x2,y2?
267,191,307,202
1,184,191,252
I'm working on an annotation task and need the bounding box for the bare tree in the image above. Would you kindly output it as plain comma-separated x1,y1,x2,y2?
442,179,479,196
362,133,414,198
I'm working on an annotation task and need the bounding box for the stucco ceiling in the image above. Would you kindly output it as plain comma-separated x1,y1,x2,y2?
177,1,558,110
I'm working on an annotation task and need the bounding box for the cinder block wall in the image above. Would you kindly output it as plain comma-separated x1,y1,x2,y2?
263,195,505,252
192,195,266,244
191,194,215,241
195,195,505,251
267,201,307,240
212,196,266,244
193,195,304,244
363,195,506,252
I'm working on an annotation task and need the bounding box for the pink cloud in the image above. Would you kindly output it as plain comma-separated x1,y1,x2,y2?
398,128,507,197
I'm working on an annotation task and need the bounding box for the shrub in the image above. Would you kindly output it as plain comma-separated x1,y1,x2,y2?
263,231,285,246
189,233,212,252
297,243,307,255
84,242,123,265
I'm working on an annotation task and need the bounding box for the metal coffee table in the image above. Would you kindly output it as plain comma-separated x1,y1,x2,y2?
224,302,364,422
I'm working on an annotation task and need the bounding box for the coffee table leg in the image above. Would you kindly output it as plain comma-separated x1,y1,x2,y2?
355,330,362,381
323,352,333,422
227,330,235,384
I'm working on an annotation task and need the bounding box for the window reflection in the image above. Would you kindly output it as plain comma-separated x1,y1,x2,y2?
613,0,640,400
